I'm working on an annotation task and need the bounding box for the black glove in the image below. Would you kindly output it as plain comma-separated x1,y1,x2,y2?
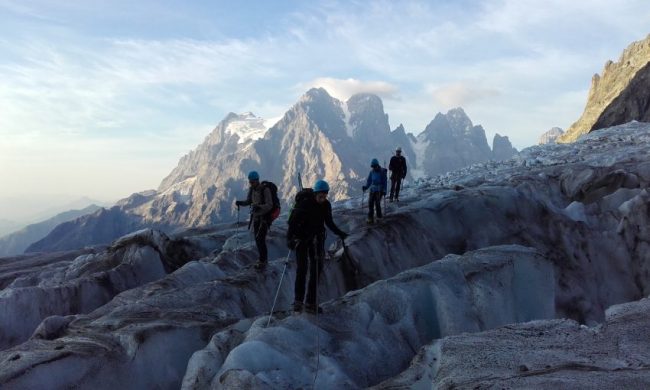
287,237,299,250
338,232,349,240
362,185,368,191
235,200,245,206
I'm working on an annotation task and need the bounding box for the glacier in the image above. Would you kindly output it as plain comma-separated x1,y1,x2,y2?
1,122,650,389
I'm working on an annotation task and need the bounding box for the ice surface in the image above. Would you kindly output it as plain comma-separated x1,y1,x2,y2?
1,122,650,388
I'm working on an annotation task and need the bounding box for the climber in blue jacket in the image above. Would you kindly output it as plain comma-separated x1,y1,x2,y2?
362,158,388,224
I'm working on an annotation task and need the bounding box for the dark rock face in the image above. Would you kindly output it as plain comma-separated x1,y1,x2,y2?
492,134,518,161
417,108,492,176
593,61,650,130
560,34,650,142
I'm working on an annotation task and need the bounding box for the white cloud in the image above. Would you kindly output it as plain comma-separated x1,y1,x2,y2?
427,82,500,110
301,78,399,101
2,0,650,204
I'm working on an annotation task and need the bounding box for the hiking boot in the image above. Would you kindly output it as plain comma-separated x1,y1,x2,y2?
292,301,303,312
253,261,267,270
304,303,323,314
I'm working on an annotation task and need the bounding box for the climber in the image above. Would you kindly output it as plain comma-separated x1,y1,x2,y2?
362,158,388,224
287,179,348,314
388,147,407,202
235,171,273,270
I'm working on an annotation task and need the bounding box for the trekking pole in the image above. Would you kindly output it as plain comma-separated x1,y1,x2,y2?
266,248,293,327
236,205,241,254
313,243,321,388
382,159,388,215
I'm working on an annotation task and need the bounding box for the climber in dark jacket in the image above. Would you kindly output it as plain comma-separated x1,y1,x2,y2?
235,170,273,269
287,179,348,314
388,147,407,202
362,158,388,223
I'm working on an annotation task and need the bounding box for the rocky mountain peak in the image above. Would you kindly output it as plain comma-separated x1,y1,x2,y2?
492,134,518,161
446,107,473,132
538,127,565,145
416,108,492,176
347,93,390,143
299,87,334,105
559,34,650,143
28,92,515,252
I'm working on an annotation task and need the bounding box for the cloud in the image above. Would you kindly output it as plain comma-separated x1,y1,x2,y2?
301,77,399,101
427,82,500,109
2,0,650,203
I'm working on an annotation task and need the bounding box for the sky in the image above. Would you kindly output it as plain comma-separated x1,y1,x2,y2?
0,0,648,220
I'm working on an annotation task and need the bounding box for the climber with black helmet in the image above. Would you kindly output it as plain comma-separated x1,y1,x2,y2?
388,147,407,202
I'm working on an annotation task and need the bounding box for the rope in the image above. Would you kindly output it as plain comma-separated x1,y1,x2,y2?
266,249,292,328
312,246,321,389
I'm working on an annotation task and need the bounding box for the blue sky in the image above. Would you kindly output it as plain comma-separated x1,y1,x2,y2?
0,0,648,219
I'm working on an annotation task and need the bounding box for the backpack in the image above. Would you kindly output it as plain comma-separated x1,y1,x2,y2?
288,188,314,227
260,181,281,222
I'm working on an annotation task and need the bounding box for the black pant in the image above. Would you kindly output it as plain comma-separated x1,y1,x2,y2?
390,177,403,200
253,218,269,262
368,191,383,219
294,234,324,305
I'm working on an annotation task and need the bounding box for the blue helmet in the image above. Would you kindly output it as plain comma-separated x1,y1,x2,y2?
371,158,379,167
247,171,260,181
313,179,330,193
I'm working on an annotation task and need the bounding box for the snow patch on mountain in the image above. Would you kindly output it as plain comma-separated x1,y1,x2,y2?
339,101,355,138
159,177,196,205
410,137,429,179
225,112,268,144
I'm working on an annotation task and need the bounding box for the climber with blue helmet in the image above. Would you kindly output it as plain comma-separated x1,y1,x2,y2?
287,179,348,314
235,170,273,269
362,158,388,224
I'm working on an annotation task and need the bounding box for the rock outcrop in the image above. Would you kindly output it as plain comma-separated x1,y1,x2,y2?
559,34,650,142
492,133,518,161
415,108,492,176
538,126,564,144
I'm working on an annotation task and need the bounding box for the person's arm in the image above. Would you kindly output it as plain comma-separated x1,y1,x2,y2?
324,202,347,237
363,172,372,190
236,188,253,206
254,187,273,215
389,156,396,172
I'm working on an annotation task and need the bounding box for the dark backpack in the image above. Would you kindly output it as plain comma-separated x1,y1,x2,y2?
260,181,281,222
288,188,314,227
